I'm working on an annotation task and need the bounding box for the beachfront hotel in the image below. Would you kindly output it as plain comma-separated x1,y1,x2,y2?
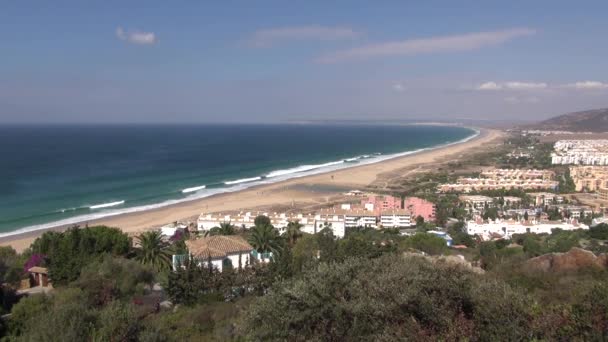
197,211,347,238
552,140,608,165
466,218,588,241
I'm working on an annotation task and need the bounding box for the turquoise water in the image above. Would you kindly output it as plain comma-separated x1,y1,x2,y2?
0,124,475,236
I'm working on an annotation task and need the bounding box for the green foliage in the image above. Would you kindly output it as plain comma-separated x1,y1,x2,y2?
166,258,273,306
404,233,448,255
284,220,303,247
91,301,141,341
291,234,320,273
141,298,253,341
253,215,271,227
209,222,236,236
243,254,531,341
588,223,608,240
559,167,576,194
73,256,155,306
30,225,131,284
136,230,171,271
248,223,282,257
10,288,97,341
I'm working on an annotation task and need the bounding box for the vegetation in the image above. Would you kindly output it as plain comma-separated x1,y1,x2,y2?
3,219,608,340
136,230,172,272
30,225,130,284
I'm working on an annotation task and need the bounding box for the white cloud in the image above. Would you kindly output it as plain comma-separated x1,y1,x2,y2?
249,25,359,47
317,27,535,63
393,83,405,92
565,81,608,90
504,82,547,90
477,82,502,90
116,27,158,45
476,81,547,91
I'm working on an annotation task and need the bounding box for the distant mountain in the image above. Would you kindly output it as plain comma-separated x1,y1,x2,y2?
533,108,608,132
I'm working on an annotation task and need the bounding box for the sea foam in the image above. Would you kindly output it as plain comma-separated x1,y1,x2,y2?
89,200,125,209
225,177,262,185
181,185,206,193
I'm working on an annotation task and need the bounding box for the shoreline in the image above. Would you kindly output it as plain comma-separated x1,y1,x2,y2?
0,127,502,252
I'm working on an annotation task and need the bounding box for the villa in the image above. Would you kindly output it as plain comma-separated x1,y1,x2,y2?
178,235,254,272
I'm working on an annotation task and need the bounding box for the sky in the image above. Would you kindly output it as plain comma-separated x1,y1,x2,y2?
1,0,608,124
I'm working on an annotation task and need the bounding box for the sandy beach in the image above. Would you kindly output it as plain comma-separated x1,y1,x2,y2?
0,128,503,252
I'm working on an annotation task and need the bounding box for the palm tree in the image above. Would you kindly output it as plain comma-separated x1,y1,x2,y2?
209,222,236,236
285,220,303,247
136,231,171,271
248,224,282,260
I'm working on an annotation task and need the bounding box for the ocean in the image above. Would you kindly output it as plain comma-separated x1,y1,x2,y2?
0,124,476,237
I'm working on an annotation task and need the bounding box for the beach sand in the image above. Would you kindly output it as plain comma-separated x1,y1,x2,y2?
0,128,504,252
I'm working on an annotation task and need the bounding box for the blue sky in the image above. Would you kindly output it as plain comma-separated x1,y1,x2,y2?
2,1,608,123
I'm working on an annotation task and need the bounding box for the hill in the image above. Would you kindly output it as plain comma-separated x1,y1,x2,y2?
533,108,608,132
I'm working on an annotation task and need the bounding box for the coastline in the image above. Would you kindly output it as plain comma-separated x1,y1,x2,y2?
0,128,503,252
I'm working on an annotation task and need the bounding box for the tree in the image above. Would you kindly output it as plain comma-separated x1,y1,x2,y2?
524,211,529,221
254,215,271,227
415,215,425,227
284,221,303,247
209,222,236,236
136,231,171,271
248,224,282,259
30,226,131,284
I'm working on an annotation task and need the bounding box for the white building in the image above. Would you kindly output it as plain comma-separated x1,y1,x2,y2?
197,211,347,238
379,209,412,228
341,209,377,228
465,219,588,240
179,235,254,272
160,222,188,237
552,140,608,165
528,192,564,206
459,195,494,210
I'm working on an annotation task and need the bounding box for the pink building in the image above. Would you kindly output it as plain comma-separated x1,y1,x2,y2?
404,197,436,222
361,195,402,216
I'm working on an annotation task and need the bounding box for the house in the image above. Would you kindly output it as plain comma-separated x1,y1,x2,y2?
180,235,254,272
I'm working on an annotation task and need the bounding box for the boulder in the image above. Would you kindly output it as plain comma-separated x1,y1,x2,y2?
524,248,606,273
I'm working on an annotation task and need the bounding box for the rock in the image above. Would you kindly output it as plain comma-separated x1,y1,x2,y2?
152,283,163,291
525,248,606,273
159,300,173,309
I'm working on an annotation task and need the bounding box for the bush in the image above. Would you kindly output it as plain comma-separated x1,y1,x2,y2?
405,233,448,255
30,226,131,284
243,254,531,341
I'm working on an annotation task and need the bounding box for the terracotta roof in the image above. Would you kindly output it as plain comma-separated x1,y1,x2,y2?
28,266,48,274
185,235,253,259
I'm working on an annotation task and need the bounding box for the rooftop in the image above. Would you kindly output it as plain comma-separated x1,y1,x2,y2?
185,235,253,259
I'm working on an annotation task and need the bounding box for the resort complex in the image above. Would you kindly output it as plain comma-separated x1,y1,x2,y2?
438,168,558,193
552,140,608,165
